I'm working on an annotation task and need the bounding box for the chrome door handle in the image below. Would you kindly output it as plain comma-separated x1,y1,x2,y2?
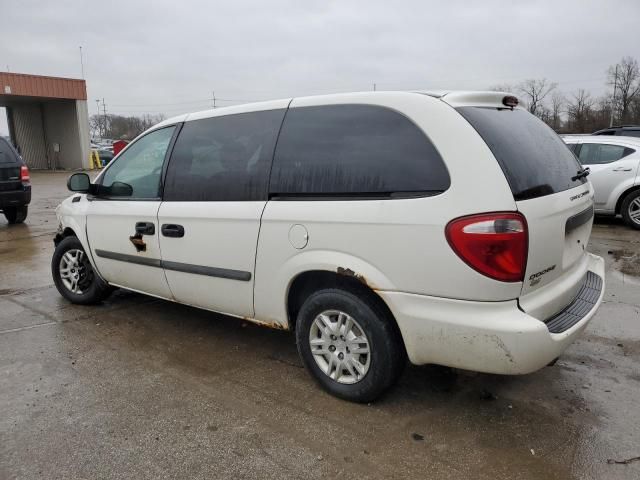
612,167,632,172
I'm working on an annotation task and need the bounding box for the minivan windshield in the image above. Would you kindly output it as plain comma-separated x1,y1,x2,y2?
457,107,587,201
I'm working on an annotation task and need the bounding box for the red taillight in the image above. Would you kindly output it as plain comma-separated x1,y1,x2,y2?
445,212,528,282
20,165,30,184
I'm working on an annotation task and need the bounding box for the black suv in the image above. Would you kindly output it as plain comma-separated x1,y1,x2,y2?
593,125,640,137
0,137,31,224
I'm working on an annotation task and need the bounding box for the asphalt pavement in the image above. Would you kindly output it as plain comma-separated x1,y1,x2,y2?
1,172,639,479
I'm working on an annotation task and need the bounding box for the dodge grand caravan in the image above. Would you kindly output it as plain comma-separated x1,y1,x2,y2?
52,91,605,402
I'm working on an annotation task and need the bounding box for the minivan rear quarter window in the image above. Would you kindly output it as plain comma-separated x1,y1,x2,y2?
269,104,450,198
457,107,586,201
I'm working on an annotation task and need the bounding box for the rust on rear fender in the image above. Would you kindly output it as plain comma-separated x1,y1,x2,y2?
337,266,374,288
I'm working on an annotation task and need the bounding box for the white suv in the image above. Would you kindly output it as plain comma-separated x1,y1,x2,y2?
53,91,605,402
562,135,640,229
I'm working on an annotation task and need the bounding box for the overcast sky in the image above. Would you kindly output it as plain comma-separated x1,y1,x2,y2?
1,0,639,135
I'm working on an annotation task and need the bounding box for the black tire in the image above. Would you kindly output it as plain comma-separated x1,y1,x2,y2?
621,190,640,230
52,236,112,304
4,205,28,224
295,288,405,402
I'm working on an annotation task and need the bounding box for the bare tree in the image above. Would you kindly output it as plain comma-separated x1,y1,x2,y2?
566,89,595,133
608,56,640,124
90,113,166,140
549,91,565,131
89,115,102,138
517,78,557,116
488,83,516,93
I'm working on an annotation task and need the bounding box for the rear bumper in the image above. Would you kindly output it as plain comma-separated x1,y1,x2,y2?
380,253,605,374
0,186,31,208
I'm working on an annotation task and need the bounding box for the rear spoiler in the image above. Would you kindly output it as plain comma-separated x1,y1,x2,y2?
418,91,524,110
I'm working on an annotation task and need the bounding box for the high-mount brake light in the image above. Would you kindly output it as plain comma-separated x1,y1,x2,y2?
502,95,519,108
445,212,528,282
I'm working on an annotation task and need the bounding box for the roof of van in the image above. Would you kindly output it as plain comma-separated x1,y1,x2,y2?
153,90,521,129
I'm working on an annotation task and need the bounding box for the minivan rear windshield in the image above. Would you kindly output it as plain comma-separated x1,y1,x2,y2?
457,107,587,201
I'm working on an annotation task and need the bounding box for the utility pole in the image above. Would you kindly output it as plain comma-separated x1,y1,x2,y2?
212,91,216,109
102,98,108,139
610,64,618,128
373,83,376,92
79,46,85,79
95,99,101,138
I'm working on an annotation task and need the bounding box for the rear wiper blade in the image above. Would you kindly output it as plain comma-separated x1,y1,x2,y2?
572,167,590,181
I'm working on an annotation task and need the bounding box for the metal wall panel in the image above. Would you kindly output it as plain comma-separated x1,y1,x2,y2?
11,104,48,169
0,72,86,100
43,101,84,169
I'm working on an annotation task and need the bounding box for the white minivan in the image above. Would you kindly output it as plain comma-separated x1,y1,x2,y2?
53,91,605,401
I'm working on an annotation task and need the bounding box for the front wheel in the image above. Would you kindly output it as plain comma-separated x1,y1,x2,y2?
621,190,640,230
295,288,405,402
4,205,28,224
52,236,112,304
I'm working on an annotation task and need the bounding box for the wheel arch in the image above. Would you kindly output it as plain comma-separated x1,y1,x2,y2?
615,185,640,214
54,227,79,246
286,270,405,353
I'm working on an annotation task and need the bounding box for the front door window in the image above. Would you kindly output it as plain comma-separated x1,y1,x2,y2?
100,126,175,199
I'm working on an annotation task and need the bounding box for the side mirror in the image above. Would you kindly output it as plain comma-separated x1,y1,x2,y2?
109,181,133,197
67,173,91,192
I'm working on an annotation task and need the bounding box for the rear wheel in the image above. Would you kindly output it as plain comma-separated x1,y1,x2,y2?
621,190,640,230
3,205,28,224
295,288,405,402
52,236,112,304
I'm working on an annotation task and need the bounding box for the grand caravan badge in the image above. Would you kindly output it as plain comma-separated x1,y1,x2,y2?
570,189,590,201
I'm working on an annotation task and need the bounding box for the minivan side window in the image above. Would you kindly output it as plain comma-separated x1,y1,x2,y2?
269,104,450,197
100,126,175,199
163,109,286,201
577,143,635,165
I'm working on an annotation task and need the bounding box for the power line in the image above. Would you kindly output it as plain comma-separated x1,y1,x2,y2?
109,97,259,107
109,98,211,107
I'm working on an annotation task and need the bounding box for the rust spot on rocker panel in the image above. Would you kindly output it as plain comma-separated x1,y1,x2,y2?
243,317,289,330
129,233,146,252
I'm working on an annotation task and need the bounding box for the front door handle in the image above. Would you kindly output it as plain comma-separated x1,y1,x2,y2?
135,222,155,235
612,167,632,172
161,224,185,238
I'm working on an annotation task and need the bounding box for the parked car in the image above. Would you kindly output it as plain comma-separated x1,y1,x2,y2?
97,149,114,166
563,135,640,229
0,137,30,224
52,91,605,401
593,125,640,137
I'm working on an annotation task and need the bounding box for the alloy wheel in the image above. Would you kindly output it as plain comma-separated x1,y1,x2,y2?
309,310,371,384
59,249,92,294
628,198,640,226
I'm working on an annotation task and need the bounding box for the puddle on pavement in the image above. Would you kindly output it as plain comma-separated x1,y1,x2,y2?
608,249,640,277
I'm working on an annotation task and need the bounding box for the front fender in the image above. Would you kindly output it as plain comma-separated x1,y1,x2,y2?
55,195,102,277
